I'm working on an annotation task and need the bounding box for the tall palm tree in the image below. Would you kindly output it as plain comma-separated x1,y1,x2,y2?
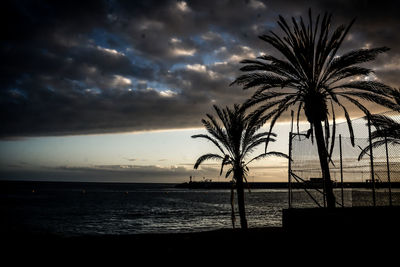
232,10,397,208
192,104,288,229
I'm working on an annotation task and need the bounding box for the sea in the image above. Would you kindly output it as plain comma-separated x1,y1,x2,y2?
1,181,294,236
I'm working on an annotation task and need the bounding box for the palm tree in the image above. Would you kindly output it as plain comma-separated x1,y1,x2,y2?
358,114,400,160
231,10,397,208
359,88,400,160
192,104,288,229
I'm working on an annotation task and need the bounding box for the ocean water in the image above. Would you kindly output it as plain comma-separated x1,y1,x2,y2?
1,182,291,236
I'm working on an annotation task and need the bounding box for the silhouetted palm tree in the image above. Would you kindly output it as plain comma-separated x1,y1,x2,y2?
359,88,400,160
358,114,400,160
192,104,288,229
232,10,396,208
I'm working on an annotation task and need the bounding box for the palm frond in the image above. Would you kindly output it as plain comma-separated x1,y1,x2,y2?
243,137,275,158
232,72,291,90
328,100,336,160
256,54,302,79
358,138,400,161
201,119,222,141
325,47,389,81
296,101,303,136
389,87,400,105
239,59,296,80
220,155,232,176
369,114,400,140
326,66,372,85
324,117,330,149
338,91,398,112
225,168,233,178
332,81,393,95
339,103,355,146
358,139,388,161
246,152,289,166
202,114,232,154
337,94,371,117
193,154,223,169
243,91,291,109
258,33,302,76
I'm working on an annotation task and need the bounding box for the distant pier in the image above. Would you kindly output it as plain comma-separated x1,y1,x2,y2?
175,181,400,189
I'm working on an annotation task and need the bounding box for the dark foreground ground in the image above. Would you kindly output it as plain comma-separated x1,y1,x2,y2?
3,207,400,263
3,226,400,264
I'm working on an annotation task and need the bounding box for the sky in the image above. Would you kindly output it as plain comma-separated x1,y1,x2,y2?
1,0,400,183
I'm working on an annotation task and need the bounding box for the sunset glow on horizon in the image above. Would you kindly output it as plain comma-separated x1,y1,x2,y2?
0,122,297,183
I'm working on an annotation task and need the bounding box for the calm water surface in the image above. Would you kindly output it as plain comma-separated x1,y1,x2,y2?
1,182,292,235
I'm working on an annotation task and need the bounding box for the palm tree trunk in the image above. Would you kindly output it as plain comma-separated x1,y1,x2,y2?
234,170,248,229
314,120,336,208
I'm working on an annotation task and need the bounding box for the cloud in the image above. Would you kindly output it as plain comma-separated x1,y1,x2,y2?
176,1,191,13
171,47,197,57
0,163,221,183
186,64,207,72
110,75,132,88
1,0,399,138
248,0,267,10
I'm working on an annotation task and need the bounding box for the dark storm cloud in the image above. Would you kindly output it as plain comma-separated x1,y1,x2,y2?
1,0,399,137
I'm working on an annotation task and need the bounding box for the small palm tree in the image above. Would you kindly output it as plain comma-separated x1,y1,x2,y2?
358,88,400,160
192,104,288,229
358,114,400,160
232,10,397,208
